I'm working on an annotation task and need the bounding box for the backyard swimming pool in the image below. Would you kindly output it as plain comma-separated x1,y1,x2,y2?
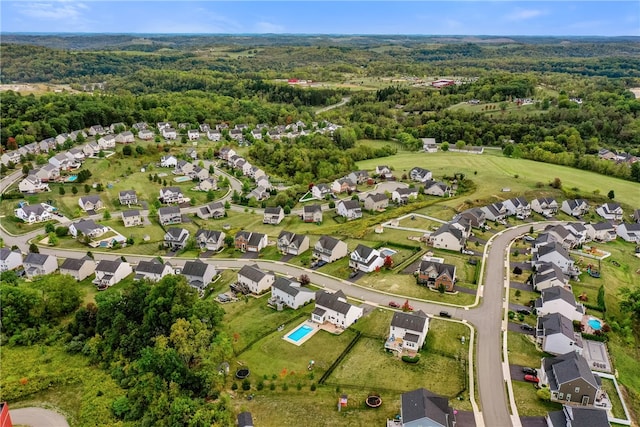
380,247,397,257
67,175,78,182
588,318,603,331
174,176,191,183
287,325,314,342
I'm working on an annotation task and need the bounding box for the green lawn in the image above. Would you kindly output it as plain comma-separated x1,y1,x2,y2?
600,377,627,420
507,332,544,367
512,381,562,416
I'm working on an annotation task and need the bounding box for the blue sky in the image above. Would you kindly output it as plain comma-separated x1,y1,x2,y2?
1,1,639,36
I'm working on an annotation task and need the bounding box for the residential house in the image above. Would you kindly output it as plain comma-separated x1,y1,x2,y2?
256,177,272,191
23,253,58,278
134,259,174,282
455,208,486,229
162,127,177,140
363,193,389,211
480,202,508,222
267,129,282,140
616,222,640,243
157,122,171,131
532,262,568,291
248,186,270,201
277,231,310,256
531,198,559,217
78,195,104,212
234,231,267,253
392,187,419,204
207,129,222,141
311,290,363,329
93,259,133,288
118,190,138,206
59,256,96,281
181,259,217,290
633,209,640,223
218,147,236,161
302,204,323,223
229,128,243,141
97,134,116,149
0,248,23,272
237,412,254,427
122,210,143,227
158,206,182,225
187,130,200,141
159,187,184,204
132,122,148,131
503,197,531,219
270,277,315,310
349,244,384,273
409,167,432,183
82,141,101,157
416,260,456,292
115,131,135,144
422,138,438,152
311,183,332,200
32,164,60,182
69,130,87,141
69,219,109,239
542,225,580,249
535,287,585,322
564,223,588,245
164,227,190,250
331,177,356,194
385,310,430,353
540,352,604,407
536,312,583,356
1,150,21,166
197,201,224,220
263,206,285,225
532,242,578,277
585,222,617,242
423,180,451,197
48,152,74,170
88,125,105,136
138,129,154,140
595,203,624,221
195,229,225,251
375,165,393,179
18,175,50,193
336,199,362,220
237,264,275,294
196,177,217,192
174,160,194,176
67,148,85,162
546,406,610,427
14,204,52,224
186,147,198,160
561,199,589,218
313,236,348,263
347,170,369,184
160,155,178,168
429,223,466,252
400,388,456,427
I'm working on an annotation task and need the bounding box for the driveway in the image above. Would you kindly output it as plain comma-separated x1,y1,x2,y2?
507,321,535,336
510,261,531,271
510,281,532,292
241,251,259,259
509,364,538,381
347,271,365,282
520,417,547,427
280,254,294,262
9,407,70,427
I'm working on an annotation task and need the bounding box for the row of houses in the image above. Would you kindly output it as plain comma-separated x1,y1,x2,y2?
218,147,272,201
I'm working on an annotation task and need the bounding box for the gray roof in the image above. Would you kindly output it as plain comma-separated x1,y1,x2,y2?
159,206,180,215
60,257,92,271
24,252,52,266
119,189,136,198
122,209,140,218
401,388,455,427
317,235,342,250
165,227,189,241
182,259,211,277
272,277,307,297
565,198,588,210
563,406,610,427
264,206,283,215
419,260,456,279
136,259,170,275
79,195,102,205
366,192,388,202
537,313,575,340
96,259,124,273
315,290,354,315
590,221,614,231
72,219,103,235
161,186,182,194
195,229,223,241
20,204,47,216
238,264,267,282
391,310,428,333
395,187,417,196
540,286,577,307
543,351,600,389
303,204,322,214
0,248,21,261
432,223,464,241
536,242,571,262
248,232,266,246
339,199,361,210
534,262,566,285
352,244,375,260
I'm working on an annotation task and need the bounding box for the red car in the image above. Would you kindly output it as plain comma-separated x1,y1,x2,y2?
524,374,539,383
388,301,400,308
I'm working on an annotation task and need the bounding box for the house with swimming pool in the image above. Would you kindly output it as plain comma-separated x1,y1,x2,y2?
311,290,363,330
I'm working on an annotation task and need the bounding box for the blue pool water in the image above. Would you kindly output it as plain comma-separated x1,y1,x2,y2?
380,248,397,257
174,176,191,183
287,325,314,342
588,318,602,330
67,175,78,182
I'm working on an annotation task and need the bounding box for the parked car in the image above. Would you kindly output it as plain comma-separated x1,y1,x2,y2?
388,301,400,308
524,374,539,383
439,311,452,318
517,309,531,315
461,249,475,255
348,270,359,279
521,324,534,331
522,367,537,375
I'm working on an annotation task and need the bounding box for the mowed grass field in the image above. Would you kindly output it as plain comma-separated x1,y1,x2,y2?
356,150,640,208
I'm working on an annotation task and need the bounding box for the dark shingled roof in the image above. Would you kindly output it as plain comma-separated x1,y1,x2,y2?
303,204,322,214
315,290,354,316
316,235,342,250
272,276,310,297
96,259,124,273
264,206,283,215
352,244,375,260
182,259,211,277
238,264,268,282
537,313,576,340
136,259,170,275
60,257,91,271
122,209,140,218
543,351,600,390
159,206,180,215
391,310,428,333
248,232,266,246
366,192,388,202
339,199,361,210
401,388,455,427
24,252,52,266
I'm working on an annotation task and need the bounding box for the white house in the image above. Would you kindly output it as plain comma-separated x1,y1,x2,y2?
164,227,190,250
263,206,285,225
59,256,96,281
69,219,109,239
158,206,182,225
336,199,362,220
207,130,222,141
595,203,624,221
429,223,466,252
23,252,58,278
195,229,225,251
585,222,617,242
14,204,52,224
392,187,419,204
531,197,559,217
535,286,585,322
118,190,138,206
78,195,104,212
270,277,315,310
536,312,583,356
409,167,432,183
93,259,133,288
159,187,184,204
138,129,154,140
277,231,310,256
385,310,430,353
313,236,348,263
480,202,508,222
122,210,143,227
423,180,451,197
532,262,568,291
349,244,384,273
616,222,640,243
561,199,589,217
302,204,323,223
187,130,200,140
375,165,393,179
311,183,332,200
160,155,178,168
115,131,135,144
134,259,174,282
503,197,531,219
97,134,116,149
532,242,578,277
422,137,438,152
197,201,224,220
311,290,363,329
0,248,23,272
237,264,275,294
162,127,177,139
181,259,217,290
18,175,50,193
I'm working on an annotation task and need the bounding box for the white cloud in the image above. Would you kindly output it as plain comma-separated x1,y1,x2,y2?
16,1,88,21
505,9,546,22
255,21,285,33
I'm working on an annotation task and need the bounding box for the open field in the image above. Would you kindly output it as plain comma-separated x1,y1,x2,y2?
356,151,640,207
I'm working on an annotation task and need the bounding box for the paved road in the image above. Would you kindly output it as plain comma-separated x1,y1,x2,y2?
9,407,70,427
315,96,351,114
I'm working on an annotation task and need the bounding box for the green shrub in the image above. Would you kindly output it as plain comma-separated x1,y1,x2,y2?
401,355,420,364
